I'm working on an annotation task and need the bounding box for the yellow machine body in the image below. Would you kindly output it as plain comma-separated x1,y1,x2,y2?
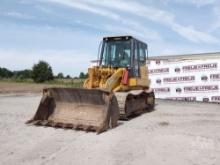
84,66,151,92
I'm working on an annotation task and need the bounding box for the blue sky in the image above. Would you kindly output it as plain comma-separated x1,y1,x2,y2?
0,0,220,76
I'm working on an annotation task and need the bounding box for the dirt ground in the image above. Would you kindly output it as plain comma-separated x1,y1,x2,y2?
0,93,220,165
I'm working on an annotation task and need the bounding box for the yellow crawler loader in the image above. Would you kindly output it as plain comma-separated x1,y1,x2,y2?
26,36,155,133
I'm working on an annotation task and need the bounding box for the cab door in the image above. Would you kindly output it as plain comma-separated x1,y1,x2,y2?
132,39,140,77
131,39,147,77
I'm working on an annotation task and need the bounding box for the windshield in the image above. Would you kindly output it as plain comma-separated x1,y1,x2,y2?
100,40,131,67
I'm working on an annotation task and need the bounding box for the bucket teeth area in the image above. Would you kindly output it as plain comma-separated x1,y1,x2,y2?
28,119,100,132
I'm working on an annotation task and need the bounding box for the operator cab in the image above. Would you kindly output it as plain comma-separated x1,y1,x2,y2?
99,36,148,77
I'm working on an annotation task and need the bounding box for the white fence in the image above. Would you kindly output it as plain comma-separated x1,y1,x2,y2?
148,58,220,103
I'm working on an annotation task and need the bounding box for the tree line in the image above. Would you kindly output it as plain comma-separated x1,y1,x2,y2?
0,60,88,83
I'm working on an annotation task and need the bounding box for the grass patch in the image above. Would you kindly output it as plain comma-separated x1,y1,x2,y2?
0,78,85,88
46,78,85,88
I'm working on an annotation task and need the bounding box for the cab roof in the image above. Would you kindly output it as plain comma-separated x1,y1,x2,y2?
103,35,147,46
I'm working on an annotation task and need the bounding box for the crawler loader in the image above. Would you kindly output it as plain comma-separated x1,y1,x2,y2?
26,36,155,133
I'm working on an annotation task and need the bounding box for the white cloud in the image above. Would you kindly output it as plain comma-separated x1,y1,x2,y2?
167,0,217,7
149,40,219,56
171,23,219,43
210,6,220,32
3,12,34,19
85,0,219,44
103,23,162,41
34,5,53,14
40,0,162,42
45,0,120,20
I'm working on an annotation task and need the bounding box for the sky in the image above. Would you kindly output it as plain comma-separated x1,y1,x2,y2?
0,0,220,76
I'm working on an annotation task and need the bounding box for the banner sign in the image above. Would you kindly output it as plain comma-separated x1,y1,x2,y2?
149,68,169,74
148,58,220,103
182,63,217,72
163,76,195,83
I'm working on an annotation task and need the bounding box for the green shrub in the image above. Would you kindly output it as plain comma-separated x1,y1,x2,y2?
32,61,54,83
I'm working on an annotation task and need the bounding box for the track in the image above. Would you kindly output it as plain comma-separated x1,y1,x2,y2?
115,90,154,119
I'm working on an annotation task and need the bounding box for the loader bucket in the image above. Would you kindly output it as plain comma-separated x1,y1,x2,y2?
26,88,119,133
